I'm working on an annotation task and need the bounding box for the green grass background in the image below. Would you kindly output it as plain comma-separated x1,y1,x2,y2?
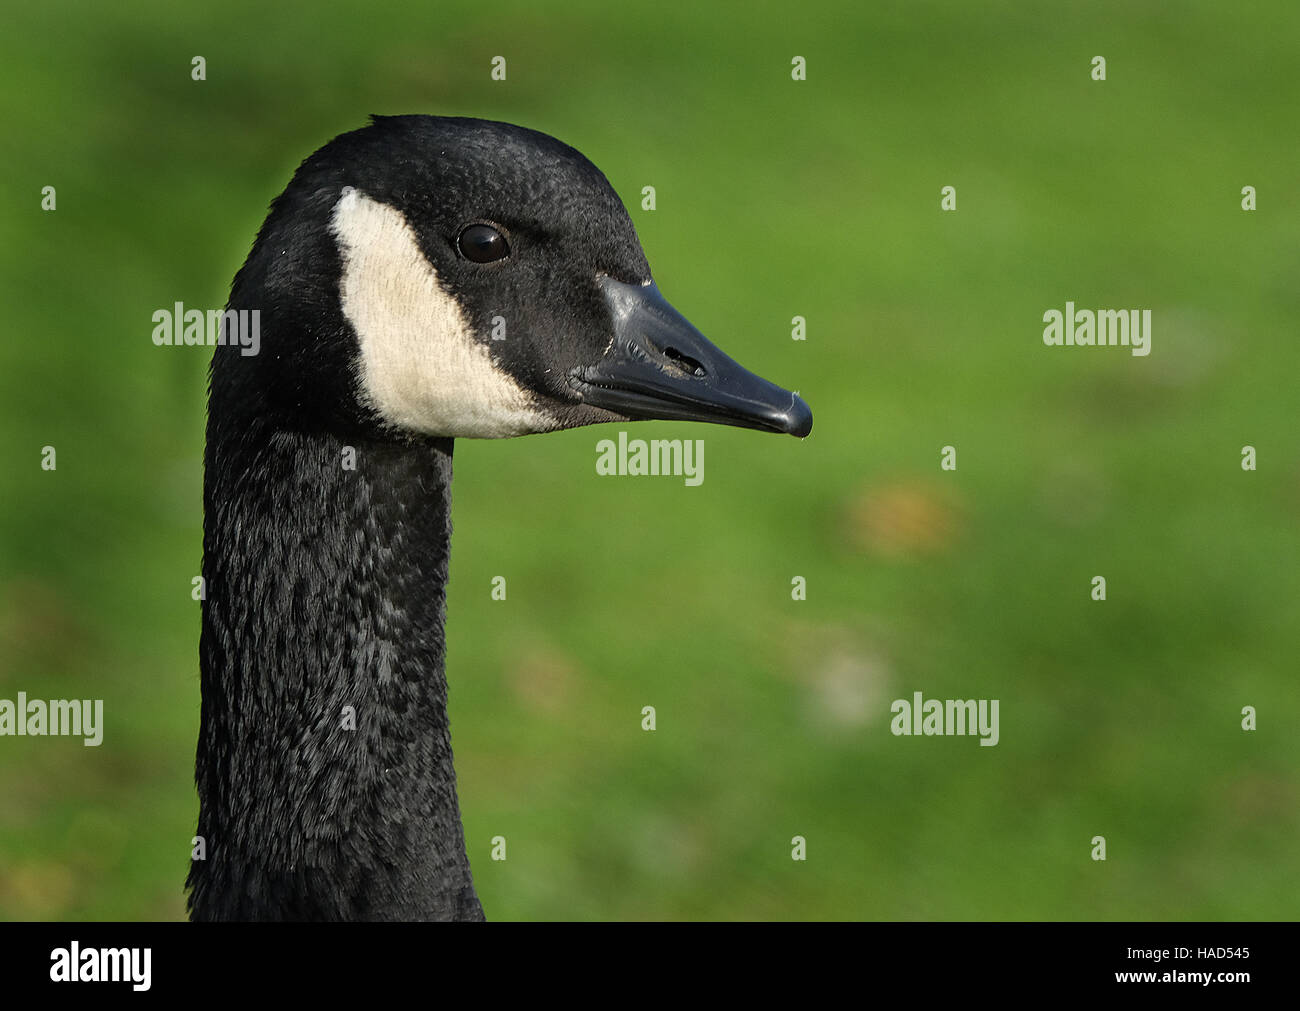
0,0,1296,919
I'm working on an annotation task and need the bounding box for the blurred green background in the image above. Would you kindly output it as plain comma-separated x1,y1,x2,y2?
1,0,1296,920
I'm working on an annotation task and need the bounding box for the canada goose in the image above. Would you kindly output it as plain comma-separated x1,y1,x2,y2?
187,115,812,921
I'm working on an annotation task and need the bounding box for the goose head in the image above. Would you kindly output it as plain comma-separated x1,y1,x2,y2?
221,114,811,442
194,115,812,922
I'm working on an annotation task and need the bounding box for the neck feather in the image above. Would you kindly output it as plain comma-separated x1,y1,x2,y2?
188,415,482,921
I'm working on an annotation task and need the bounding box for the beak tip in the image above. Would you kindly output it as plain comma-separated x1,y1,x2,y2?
781,396,813,438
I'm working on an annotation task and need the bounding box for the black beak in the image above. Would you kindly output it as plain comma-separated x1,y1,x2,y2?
569,277,813,438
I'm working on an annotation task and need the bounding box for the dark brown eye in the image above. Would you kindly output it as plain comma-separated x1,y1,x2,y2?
457,223,510,263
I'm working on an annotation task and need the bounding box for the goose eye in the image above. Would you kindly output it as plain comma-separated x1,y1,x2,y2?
457,223,510,263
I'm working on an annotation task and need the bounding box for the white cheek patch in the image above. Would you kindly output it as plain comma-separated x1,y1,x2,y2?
329,188,555,438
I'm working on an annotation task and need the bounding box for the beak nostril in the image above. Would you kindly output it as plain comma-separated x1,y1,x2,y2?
661,346,707,378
